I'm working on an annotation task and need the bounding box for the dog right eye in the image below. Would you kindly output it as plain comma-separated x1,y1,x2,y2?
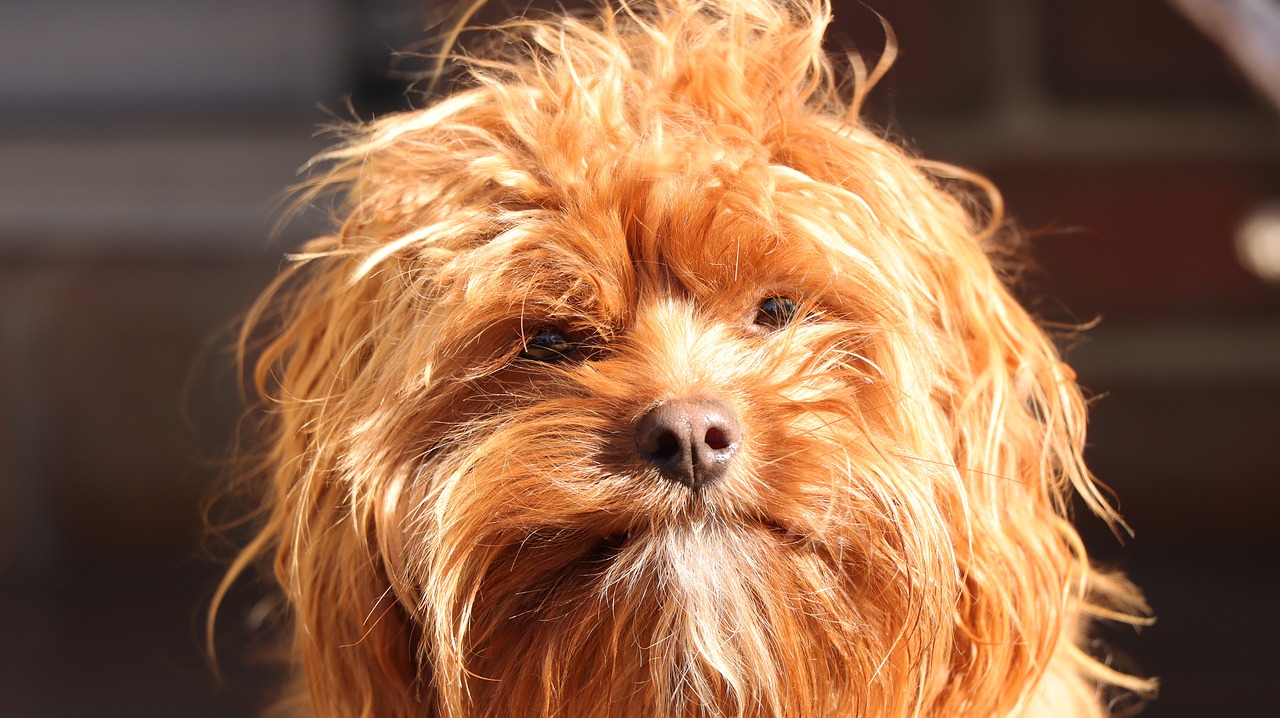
520,328,574,361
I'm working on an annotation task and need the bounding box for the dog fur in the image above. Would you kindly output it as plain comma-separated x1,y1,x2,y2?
219,1,1152,715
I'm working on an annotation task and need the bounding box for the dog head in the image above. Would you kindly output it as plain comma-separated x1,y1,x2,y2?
226,1,1150,715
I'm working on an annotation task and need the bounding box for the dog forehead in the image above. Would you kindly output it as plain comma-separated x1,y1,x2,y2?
449,132,895,329
504,177,825,314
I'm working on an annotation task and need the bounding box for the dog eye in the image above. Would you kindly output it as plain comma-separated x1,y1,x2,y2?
520,328,575,361
753,296,802,330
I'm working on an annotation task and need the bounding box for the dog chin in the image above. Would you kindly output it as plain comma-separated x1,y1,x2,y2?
450,491,930,717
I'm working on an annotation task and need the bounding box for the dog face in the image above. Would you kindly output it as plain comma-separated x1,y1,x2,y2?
230,1,1150,716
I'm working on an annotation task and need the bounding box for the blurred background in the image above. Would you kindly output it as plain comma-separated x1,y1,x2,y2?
1,0,1276,715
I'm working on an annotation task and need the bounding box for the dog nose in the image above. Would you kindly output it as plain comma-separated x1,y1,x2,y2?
634,398,741,488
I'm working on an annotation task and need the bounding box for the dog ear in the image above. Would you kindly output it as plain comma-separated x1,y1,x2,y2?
895,163,1154,711
924,248,1098,712
766,119,1151,708
239,246,437,717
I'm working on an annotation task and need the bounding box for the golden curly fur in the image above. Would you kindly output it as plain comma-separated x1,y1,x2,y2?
216,1,1153,715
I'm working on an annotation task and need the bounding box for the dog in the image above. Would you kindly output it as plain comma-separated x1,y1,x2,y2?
218,1,1153,715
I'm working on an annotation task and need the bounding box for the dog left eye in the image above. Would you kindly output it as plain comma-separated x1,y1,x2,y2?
520,328,575,361
753,296,802,329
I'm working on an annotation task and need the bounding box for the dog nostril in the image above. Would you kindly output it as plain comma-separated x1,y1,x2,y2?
704,426,729,451
634,398,740,488
651,430,681,462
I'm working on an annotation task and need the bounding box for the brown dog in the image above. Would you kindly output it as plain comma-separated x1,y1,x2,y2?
220,1,1152,715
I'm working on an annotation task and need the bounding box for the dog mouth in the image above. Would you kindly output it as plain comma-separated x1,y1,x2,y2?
583,531,631,565
586,514,804,565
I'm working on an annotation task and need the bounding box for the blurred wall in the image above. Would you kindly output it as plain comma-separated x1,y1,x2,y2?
0,1,416,714
1,1,1277,716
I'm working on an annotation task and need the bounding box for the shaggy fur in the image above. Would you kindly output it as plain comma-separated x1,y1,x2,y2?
217,1,1152,715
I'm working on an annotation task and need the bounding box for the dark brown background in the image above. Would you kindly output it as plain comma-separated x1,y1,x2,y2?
1,1,1276,715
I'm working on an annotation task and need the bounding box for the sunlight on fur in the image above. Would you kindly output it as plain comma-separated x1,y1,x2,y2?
213,1,1154,715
